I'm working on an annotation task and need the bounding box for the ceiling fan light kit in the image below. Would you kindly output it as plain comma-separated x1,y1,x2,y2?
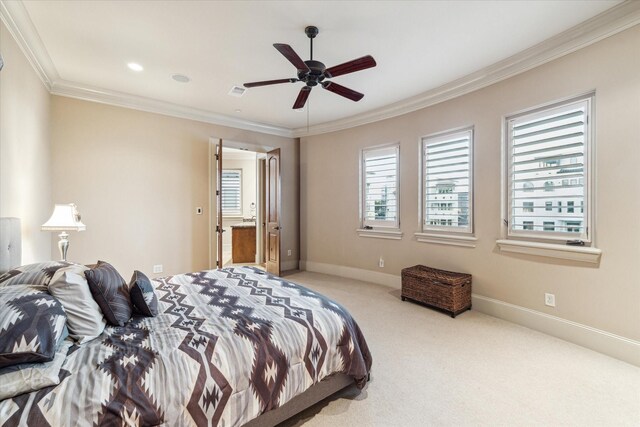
244,26,376,109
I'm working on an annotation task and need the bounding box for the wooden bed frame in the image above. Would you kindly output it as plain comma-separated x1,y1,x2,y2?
0,217,361,426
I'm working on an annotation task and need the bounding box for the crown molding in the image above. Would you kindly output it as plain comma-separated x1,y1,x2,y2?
0,0,58,89
3,0,639,139
293,0,640,137
50,80,294,138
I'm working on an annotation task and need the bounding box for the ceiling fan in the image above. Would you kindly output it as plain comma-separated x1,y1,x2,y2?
243,26,377,109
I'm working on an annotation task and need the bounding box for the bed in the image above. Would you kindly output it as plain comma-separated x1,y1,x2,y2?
0,219,372,426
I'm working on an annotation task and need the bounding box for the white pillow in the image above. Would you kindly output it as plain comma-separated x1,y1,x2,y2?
48,264,106,343
0,338,72,400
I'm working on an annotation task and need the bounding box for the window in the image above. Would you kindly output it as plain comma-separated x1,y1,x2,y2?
422,127,473,234
361,143,399,229
565,221,582,233
221,169,242,216
523,202,534,213
505,93,593,242
523,182,534,192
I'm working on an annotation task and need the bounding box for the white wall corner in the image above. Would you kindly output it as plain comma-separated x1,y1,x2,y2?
300,260,639,367
0,0,59,89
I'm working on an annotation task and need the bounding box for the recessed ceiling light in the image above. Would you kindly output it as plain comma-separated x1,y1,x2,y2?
172,74,191,83
127,62,144,72
235,109,242,113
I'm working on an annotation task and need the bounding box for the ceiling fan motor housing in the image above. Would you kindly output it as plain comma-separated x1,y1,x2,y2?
298,60,326,87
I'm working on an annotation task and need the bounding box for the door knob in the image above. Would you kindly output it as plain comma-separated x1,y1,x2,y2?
274,226,281,230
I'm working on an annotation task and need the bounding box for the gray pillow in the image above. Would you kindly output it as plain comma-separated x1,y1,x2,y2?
84,261,132,326
0,261,72,287
129,270,159,317
0,338,72,400
0,285,67,368
49,264,107,343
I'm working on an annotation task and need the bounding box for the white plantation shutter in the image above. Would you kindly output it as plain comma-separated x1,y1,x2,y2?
362,144,399,228
221,170,242,216
423,128,473,233
507,95,592,241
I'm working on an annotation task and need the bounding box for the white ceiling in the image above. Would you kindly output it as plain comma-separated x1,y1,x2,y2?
15,1,623,133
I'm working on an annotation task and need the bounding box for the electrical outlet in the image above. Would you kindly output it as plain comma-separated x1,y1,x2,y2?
379,257,384,268
287,249,292,256
153,264,163,274
196,207,203,215
544,293,556,307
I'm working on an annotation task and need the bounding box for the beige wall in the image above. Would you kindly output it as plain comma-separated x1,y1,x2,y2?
301,26,640,341
0,21,52,264
50,96,298,278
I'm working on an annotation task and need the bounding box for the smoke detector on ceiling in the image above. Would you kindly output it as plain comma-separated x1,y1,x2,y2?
228,85,246,97
172,74,191,83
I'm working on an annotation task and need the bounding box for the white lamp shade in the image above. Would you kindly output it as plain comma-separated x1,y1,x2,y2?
41,204,86,231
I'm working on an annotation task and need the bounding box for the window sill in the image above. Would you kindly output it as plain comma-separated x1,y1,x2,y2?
496,239,602,264
356,229,403,240
414,232,477,248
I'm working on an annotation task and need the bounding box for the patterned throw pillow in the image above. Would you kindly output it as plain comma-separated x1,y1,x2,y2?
0,261,72,287
49,264,107,343
0,285,68,368
129,270,159,317
84,261,132,326
0,339,72,400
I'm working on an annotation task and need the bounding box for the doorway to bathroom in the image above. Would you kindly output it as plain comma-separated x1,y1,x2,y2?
219,146,266,269
211,138,281,275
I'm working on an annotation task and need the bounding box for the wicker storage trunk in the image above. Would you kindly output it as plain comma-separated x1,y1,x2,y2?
401,265,472,318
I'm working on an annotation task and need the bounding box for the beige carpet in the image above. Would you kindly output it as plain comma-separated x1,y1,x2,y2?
278,271,640,426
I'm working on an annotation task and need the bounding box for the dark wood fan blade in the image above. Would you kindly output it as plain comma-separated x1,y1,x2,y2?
274,44,310,71
325,55,376,78
293,86,312,109
322,81,364,102
244,78,297,88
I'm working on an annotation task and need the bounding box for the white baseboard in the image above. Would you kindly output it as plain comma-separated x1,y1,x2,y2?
300,260,640,367
471,294,639,367
300,260,401,288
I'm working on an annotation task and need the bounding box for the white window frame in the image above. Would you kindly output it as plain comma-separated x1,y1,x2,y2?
415,127,476,247
221,169,243,217
498,93,601,264
357,142,401,239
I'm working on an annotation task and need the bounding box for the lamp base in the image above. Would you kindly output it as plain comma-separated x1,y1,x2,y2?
58,232,69,261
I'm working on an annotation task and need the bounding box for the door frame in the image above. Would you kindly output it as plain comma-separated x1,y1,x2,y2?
208,137,275,270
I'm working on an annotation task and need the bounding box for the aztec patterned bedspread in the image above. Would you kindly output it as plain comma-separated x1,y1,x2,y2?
0,267,372,426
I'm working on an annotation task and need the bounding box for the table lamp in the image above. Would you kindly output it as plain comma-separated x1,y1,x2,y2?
41,203,86,261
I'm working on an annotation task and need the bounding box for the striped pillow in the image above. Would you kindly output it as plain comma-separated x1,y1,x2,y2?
84,261,132,326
